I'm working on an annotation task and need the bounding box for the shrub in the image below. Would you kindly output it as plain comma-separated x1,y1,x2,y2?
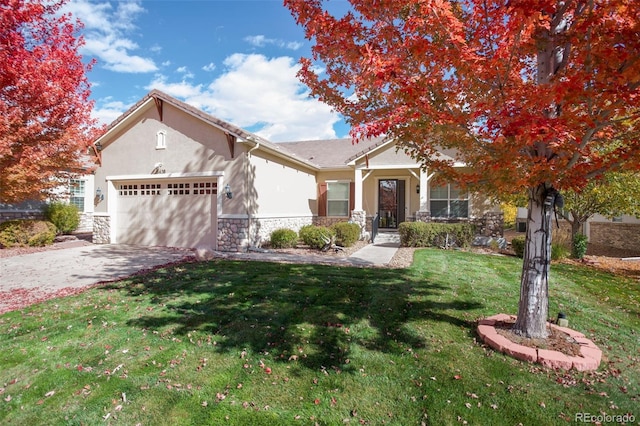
511,236,526,258
44,202,80,234
572,234,588,259
270,228,298,249
398,222,475,248
299,224,335,250
551,242,571,261
331,222,360,247
0,220,56,248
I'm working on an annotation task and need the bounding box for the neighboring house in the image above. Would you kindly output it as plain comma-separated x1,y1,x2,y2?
91,90,503,252
515,208,640,253
0,173,95,233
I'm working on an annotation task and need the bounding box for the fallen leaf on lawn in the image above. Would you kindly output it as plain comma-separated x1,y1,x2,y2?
465,402,472,409
201,401,208,407
314,398,321,405
539,402,546,408
4,395,11,402
491,403,498,409
45,390,55,397
454,375,462,380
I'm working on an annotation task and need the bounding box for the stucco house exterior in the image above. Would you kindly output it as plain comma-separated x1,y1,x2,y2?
91,89,503,252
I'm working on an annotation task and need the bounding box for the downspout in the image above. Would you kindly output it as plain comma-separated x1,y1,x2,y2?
246,141,260,249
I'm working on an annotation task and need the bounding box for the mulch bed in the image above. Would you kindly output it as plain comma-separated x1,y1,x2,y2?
494,320,583,357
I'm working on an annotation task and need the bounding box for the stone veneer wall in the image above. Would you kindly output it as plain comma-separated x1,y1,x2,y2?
251,216,314,247
413,211,504,238
218,218,250,252
0,211,45,223
93,215,111,244
589,222,640,252
313,216,349,228
77,212,94,233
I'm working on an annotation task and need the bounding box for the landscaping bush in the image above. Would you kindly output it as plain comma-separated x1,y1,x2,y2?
398,222,475,248
269,228,298,249
43,202,80,234
572,233,589,259
551,242,571,261
511,235,526,258
331,222,360,247
299,224,335,250
0,220,56,248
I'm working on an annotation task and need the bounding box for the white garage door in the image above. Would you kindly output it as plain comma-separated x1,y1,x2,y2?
115,179,217,248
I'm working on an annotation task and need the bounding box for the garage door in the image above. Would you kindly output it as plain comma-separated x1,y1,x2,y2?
115,179,217,248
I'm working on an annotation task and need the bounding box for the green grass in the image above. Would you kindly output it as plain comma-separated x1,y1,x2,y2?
1,249,638,425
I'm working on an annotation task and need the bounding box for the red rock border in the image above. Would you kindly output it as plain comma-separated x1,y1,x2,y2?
477,313,602,371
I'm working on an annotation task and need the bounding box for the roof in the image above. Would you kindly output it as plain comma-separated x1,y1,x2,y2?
278,137,388,168
95,89,271,147
94,90,401,170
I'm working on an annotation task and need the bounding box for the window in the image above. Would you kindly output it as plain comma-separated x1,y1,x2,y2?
69,179,85,210
430,183,468,218
327,182,350,216
156,130,166,149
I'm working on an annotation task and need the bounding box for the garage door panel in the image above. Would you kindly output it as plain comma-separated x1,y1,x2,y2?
115,180,217,248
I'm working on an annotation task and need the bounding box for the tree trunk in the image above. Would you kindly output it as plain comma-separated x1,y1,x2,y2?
513,184,553,338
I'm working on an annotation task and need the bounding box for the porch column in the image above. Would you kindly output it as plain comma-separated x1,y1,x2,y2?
416,169,431,223
351,168,368,239
354,168,363,210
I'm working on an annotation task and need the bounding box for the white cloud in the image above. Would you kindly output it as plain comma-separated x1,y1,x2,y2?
145,54,339,142
245,35,304,51
146,75,204,99
64,0,157,73
175,66,194,79
202,62,216,72
92,99,131,125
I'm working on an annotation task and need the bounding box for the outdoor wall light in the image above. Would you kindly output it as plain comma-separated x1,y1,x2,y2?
416,184,420,194
95,187,104,202
95,141,103,152
224,183,233,199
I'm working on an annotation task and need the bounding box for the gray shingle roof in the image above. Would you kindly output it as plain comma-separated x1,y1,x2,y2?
277,137,388,168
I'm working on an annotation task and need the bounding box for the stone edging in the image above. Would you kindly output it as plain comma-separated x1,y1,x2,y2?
477,313,602,371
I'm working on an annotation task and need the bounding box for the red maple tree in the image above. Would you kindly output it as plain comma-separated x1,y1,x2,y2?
286,0,640,337
0,0,99,203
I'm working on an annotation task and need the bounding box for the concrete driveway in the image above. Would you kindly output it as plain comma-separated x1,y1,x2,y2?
0,244,193,313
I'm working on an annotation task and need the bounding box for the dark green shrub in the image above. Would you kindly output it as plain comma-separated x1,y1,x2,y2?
44,202,80,234
270,228,298,249
572,234,588,259
0,220,56,248
511,236,526,258
331,222,360,247
398,222,475,248
299,224,335,250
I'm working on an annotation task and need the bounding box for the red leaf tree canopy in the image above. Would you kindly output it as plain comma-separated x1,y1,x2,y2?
286,0,640,337
0,0,99,203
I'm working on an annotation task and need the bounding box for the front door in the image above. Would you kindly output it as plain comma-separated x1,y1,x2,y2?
378,179,405,229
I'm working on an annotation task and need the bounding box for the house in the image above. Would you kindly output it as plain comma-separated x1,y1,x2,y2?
0,172,96,233
91,90,503,251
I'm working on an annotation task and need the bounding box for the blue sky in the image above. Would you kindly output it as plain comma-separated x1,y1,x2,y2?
62,0,350,142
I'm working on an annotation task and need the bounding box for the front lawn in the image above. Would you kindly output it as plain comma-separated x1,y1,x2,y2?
1,250,638,425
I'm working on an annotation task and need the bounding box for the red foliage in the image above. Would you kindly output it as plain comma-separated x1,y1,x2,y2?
285,0,640,196
0,0,101,203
